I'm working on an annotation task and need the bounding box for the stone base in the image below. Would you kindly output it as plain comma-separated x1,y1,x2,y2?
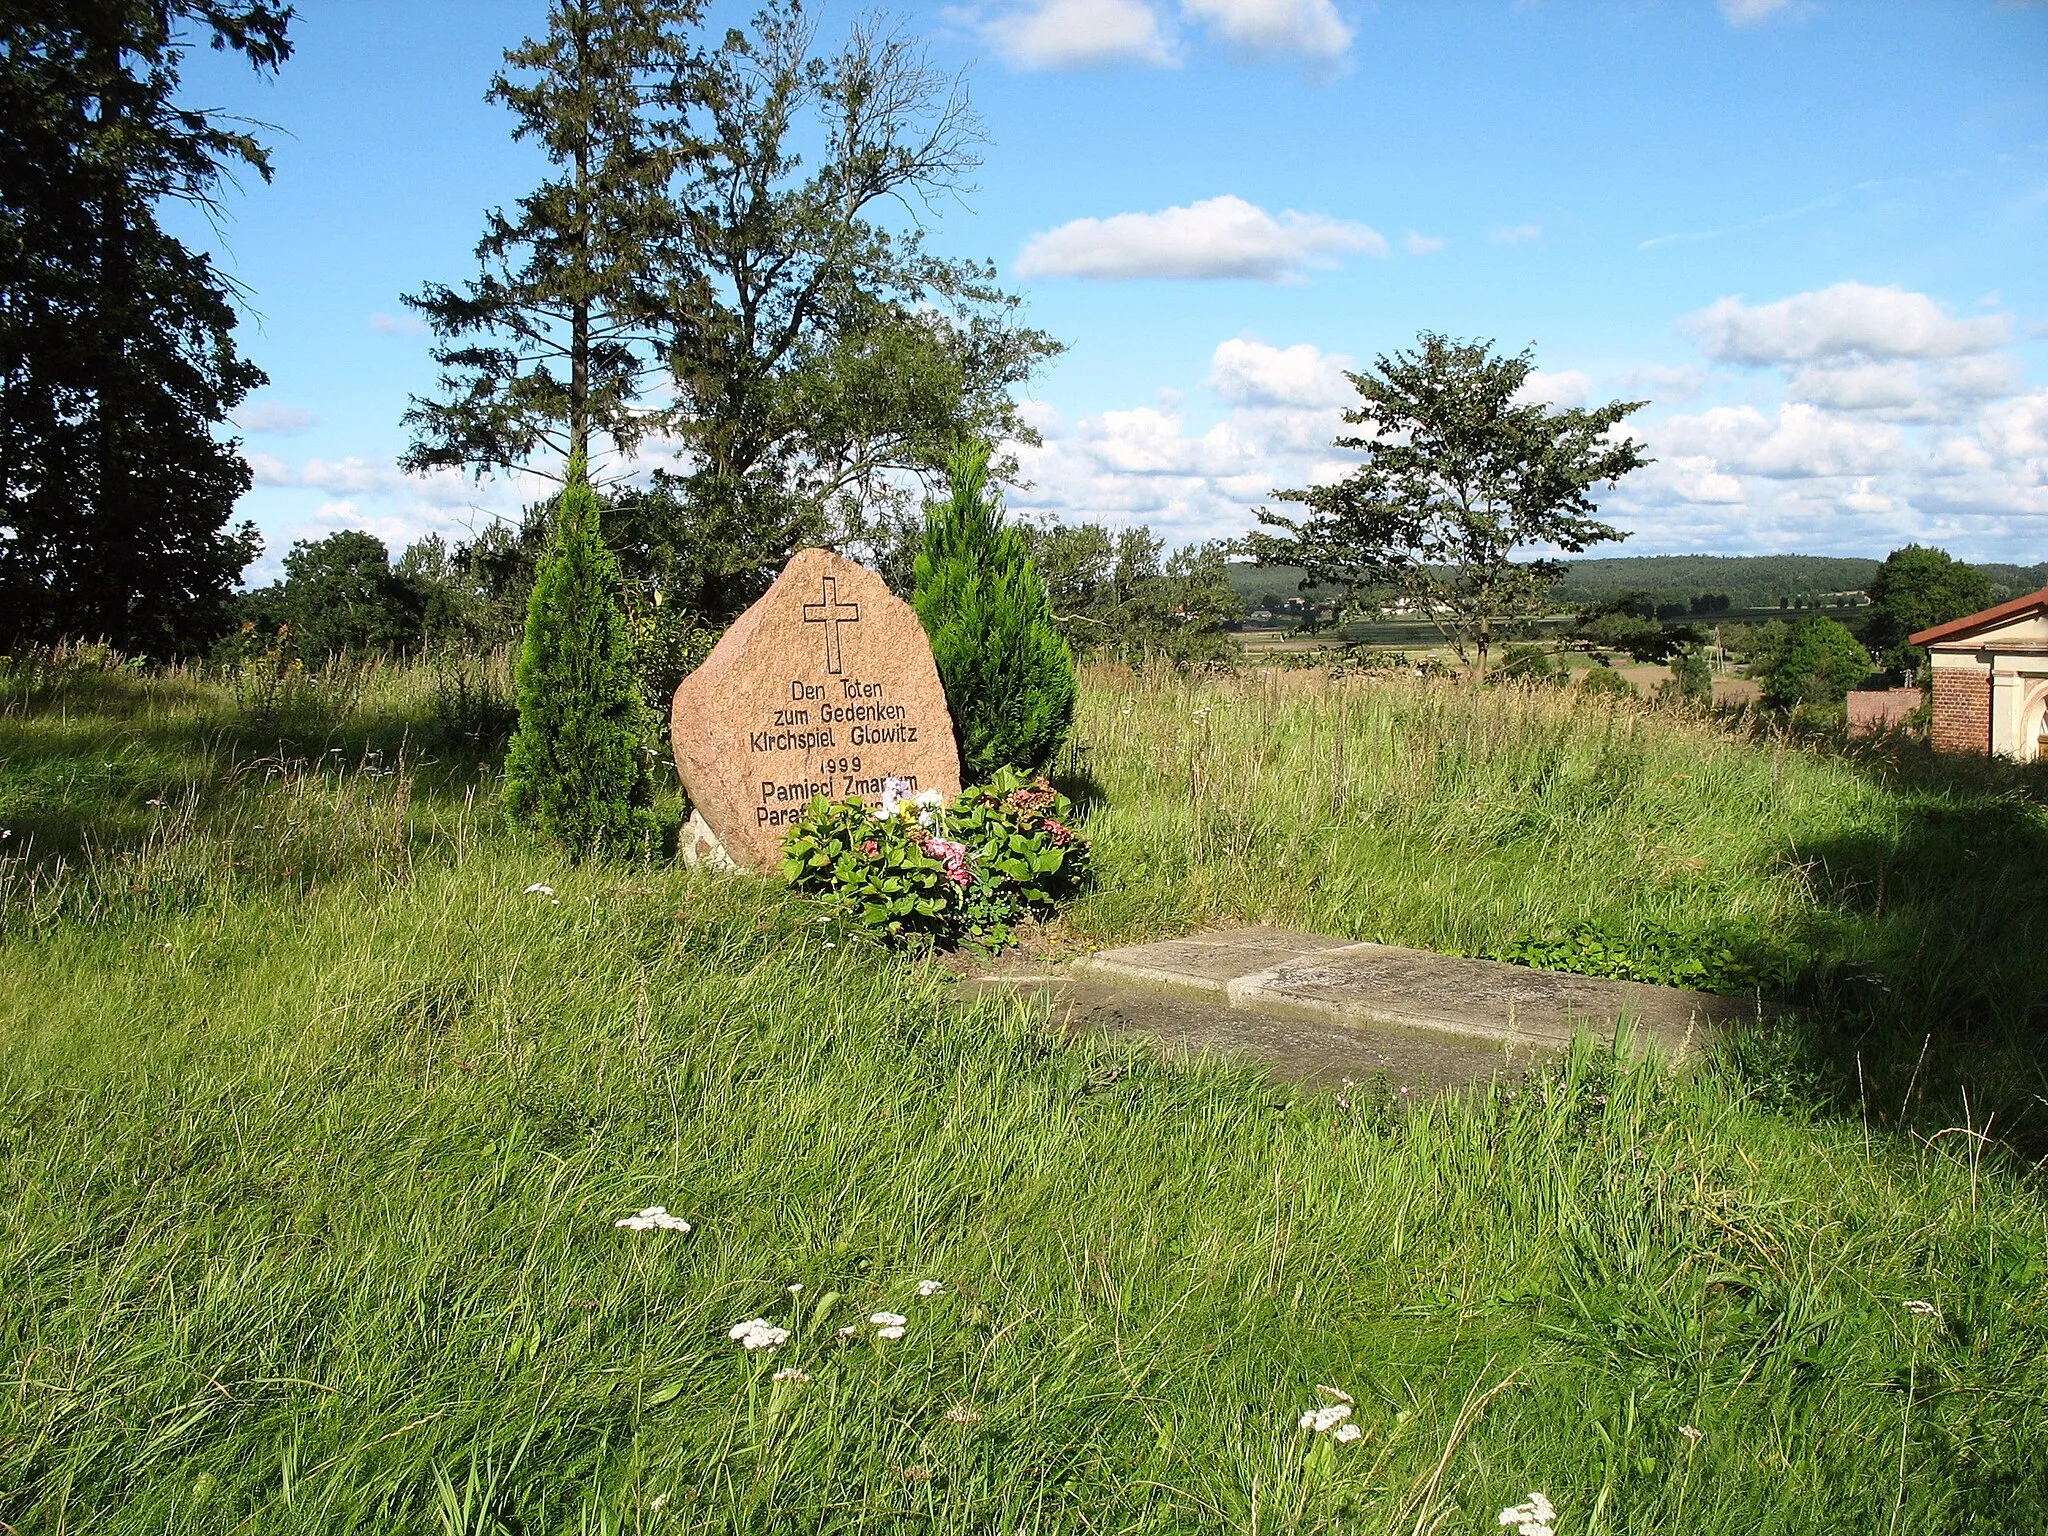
681,810,739,874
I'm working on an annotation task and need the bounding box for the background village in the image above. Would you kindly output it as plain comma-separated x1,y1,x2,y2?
2,3,2046,1534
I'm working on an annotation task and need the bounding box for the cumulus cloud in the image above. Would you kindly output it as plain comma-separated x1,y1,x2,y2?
1488,223,1542,245
1681,282,2011,365
1002,337,1359,543
978,0,1175,68
244,451,295,487
1016,195,1386,282
1514,369,1592,409
1207,336,1356,407
233,402,316,436
1181,0,1351,59
1657,402,1902,479
1403,231,1446,257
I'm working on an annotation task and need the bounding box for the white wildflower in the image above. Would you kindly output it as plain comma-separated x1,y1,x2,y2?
649,1493,669,1513
1904,1299,1941,1319
874,1325,907,1340
943,1403,983,1425
727,1318,791,1351
1497,1492,1556,1536
1298,1404,1352,1434
836,1325,861,1341
523,883,555,896
1315,1385,1353,1403
1678,1424,1704,1443
916,1279,945,1297
870,1312,907,1327
787,1283,804,1296
1331,1423,1363,1444
770,1367,811,1384
615,1206,690,1233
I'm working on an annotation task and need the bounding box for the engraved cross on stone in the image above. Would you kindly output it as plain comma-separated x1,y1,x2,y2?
801,575,861,676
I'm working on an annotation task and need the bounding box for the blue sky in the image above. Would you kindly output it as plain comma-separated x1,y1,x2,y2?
177,0,2048,579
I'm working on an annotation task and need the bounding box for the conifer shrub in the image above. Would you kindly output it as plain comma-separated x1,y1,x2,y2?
502,454,659,859
912,442,1076,781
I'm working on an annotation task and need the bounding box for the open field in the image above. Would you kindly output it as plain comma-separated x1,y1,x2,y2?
3,654,2046,1532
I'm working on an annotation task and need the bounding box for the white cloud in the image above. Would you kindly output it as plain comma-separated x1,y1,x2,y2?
300,456,405,495
978,0,1175,69
1016,195,1386,282
1665,456,1748,504
1719,0,1797,24
1488,223,1542,245
1681,282,2011,366
1514,369,1592,409
370,312,427,337
1977,390,2048,459
1403,231,1446,256
244,451,295,487
1207,337,1355,407
233,402,316,436
1180,0,1351,59
1657,402,1903,479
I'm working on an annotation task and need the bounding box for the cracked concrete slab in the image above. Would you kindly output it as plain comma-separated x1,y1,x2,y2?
1070,926,1756,1063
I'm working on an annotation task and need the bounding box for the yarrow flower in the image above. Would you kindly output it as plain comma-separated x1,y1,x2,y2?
1678,1424,1704,1444
1331,1423,1363,1444
1498,1493,1556,1536
870,1311,908,1341
770,1367,812,1384
615,1206,691,1233
916,1279,945,1297
943,1403,983,1425
1904,1299,1941,1319
1299,1404,1353,1434
728,1318,791,1352
524,883,555,896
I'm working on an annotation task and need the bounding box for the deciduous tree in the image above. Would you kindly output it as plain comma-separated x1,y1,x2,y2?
1247,334,1649,673
1863,544,1994,679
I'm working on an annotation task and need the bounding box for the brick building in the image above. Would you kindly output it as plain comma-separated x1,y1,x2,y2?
1911,586,2048,759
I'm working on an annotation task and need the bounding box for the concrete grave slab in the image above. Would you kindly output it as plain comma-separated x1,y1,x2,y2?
1072,926,1755,1062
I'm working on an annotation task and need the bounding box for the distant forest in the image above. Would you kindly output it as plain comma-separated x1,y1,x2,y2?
1229,553,2048,617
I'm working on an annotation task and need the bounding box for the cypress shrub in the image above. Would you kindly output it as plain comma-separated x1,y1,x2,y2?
502,453,658,858
913,442,1076,780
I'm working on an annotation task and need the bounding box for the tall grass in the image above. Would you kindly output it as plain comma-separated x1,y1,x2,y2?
1,651,2045,1531
4,861,2044,1532
1067,665,2048,1149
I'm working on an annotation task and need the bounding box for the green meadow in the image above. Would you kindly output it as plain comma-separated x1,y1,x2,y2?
2,651,2045,1533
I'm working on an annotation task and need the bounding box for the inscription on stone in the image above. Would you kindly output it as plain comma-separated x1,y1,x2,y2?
670,547,961,872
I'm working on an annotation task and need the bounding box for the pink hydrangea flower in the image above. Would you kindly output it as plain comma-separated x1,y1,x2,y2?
921,836,972,886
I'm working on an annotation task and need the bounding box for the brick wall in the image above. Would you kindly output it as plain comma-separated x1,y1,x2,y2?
1847,688,1923,738
1930,668,1990,755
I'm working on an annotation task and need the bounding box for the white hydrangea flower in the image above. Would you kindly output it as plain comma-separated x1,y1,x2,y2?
727,1318,791,1351
615,1207,691,1233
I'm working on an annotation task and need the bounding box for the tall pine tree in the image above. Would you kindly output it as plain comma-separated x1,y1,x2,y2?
402,0,697,480
0,1,291,654
503,453,657,859
913,441,1075,781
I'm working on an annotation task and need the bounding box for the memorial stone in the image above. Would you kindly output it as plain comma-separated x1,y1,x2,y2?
670,548,962,871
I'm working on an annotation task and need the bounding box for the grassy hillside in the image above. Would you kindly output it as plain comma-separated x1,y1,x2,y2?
3,652,2046,1532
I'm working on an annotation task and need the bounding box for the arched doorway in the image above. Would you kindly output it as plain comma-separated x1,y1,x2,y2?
2024,680,2048,763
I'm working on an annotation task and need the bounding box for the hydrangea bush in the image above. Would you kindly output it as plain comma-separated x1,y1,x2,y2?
782,768,1087,950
